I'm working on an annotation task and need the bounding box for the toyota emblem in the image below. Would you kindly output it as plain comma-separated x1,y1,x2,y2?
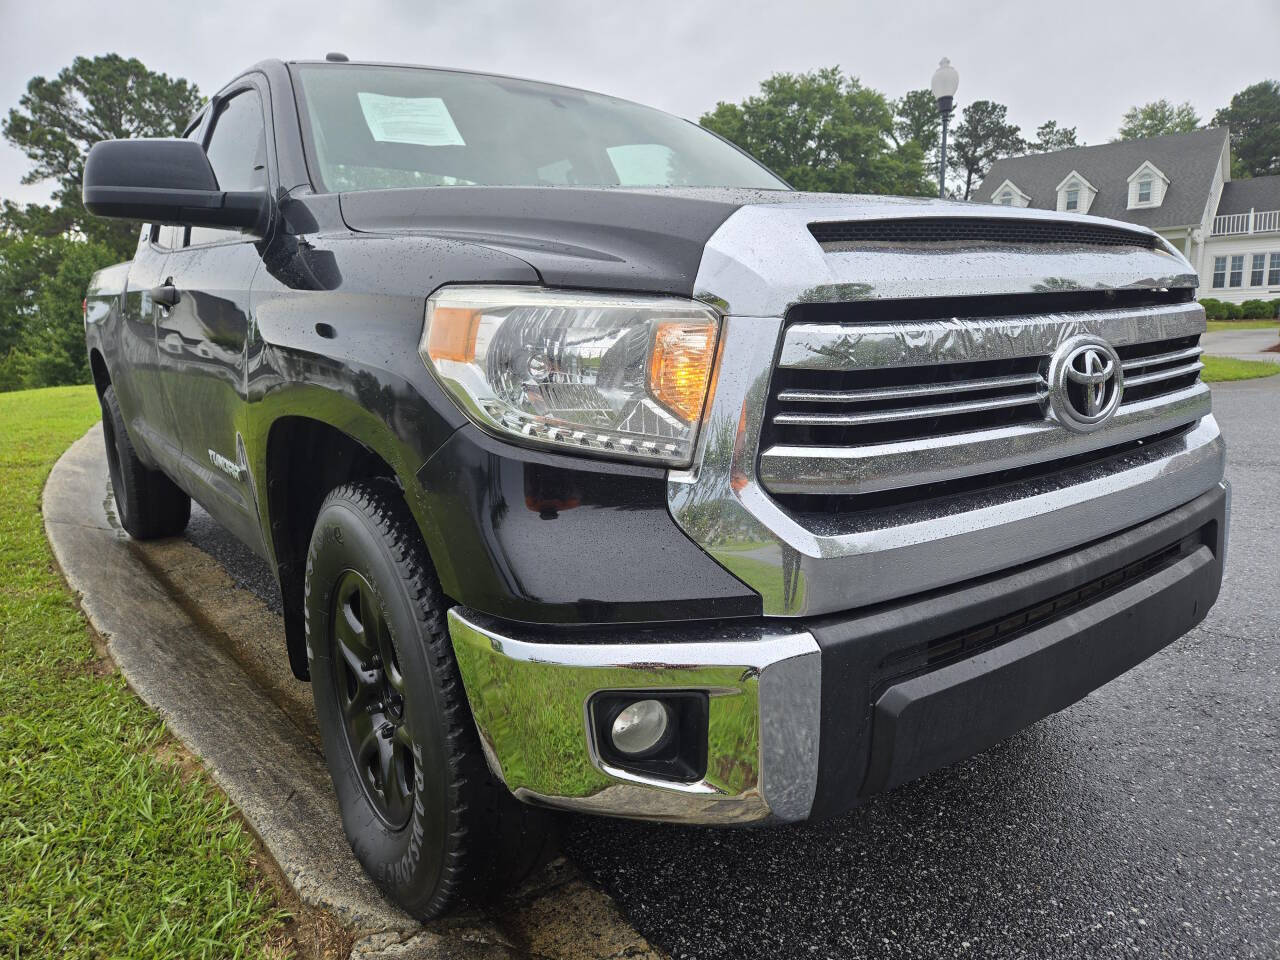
1049,336,1124,432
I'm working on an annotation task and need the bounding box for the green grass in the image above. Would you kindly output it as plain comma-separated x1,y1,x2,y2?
0,385,288,959
1201,355,1280,382
1206,320,1280,332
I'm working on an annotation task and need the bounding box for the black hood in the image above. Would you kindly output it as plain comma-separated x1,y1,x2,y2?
338,186,789,296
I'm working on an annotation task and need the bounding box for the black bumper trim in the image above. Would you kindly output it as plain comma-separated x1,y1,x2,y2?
807,483,1226,819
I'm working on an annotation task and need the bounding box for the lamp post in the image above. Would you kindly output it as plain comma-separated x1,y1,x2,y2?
931,57,959,199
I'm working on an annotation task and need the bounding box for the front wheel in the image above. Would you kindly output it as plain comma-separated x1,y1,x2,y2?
304,480,555,918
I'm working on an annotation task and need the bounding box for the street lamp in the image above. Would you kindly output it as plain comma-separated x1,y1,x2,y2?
931,57,959,199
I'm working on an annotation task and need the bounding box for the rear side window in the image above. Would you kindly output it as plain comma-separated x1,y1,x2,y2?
189,89,267,245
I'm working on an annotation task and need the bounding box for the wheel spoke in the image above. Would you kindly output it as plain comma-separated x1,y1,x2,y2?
343,679,375,719
354,719,380,781
374,730,395,795
392,722,414,750
385,741,415,823
361,586,404,695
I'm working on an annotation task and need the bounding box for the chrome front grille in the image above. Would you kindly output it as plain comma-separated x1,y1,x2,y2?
765,356,1047,447
758,299,1211,503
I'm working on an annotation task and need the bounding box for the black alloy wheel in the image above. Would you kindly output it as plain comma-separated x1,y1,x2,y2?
305,479,555,918
331,569,416,828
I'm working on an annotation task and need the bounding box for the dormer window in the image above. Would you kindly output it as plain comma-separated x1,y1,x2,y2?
989,179,1030,208
1127,161,1168,209
1055,171,1096,214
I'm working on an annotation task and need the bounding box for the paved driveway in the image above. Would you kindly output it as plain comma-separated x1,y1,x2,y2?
187,377,1280,959
1202,326,1280,364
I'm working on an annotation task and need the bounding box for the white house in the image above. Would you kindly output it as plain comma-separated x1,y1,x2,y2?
978,128,1280,304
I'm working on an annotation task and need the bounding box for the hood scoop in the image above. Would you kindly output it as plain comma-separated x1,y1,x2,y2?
808,216,1160,252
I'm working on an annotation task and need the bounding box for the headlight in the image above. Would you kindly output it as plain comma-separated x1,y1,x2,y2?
421,286,720,466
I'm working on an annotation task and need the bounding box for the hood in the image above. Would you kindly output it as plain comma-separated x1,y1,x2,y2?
339,186,1194,312
339,186,779,296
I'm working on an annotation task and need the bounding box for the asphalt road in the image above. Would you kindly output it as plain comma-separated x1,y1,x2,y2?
185,377,1280,959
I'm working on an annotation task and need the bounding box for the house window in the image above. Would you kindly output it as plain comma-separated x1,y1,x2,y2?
1065,187,1079,211
1270,252,1280,286
998,191,1012,205
1230,255,1245,287
1212,256,1226,288
1137,178,1152,203
1252,253,1267,286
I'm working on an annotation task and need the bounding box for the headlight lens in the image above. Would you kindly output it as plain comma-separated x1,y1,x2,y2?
421,286,720,465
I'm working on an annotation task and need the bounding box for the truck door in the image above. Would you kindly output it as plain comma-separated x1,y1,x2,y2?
154,80,269,553
113,224,184,473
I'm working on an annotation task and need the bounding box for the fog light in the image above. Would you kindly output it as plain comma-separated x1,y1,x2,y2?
610,699,670,756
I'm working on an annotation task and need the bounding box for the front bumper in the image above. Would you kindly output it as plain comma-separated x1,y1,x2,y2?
448,483,1227,825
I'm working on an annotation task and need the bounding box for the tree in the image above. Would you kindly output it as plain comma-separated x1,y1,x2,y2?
1028,120,1079,153
1116,99,1200,141
0,232,110,390
700,67,932,196
893,89,941,156
27,237,114,387
948,100,1025,200
1213,80,1280,178
892,89,942,186
2,54,202,258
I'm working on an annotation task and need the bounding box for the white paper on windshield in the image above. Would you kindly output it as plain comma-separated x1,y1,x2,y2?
357,92,465,146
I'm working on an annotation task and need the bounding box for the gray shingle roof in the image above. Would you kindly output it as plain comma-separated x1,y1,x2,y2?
1216,175,1280,216
977,127,1229,230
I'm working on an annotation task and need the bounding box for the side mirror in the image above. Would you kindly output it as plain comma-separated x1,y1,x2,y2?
82,139,268,235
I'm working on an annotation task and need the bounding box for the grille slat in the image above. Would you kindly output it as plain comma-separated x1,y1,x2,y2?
1124,360,1205,389
773,390,1046,428
776,371,1045,405
809,216,1160,251
1121,345,1203,372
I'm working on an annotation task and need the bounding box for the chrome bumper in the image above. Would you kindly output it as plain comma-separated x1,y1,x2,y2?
446,608,821,824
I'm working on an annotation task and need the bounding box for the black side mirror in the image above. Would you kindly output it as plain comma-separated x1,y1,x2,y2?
82,139,268,235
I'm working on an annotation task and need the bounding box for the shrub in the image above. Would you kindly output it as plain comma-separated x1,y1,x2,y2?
1240,299,1272,319
1225,302,1244,320
1199,297,1226,320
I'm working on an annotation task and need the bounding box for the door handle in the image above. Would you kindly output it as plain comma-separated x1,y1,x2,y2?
150,279,180,309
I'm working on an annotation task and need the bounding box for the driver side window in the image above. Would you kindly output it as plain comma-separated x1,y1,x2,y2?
188,89,267,246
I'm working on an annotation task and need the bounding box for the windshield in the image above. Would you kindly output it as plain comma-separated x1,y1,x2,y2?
293,63,788,193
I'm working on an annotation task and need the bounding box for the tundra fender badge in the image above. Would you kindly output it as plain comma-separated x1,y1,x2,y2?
1048,335,1124,433
208,446,248,482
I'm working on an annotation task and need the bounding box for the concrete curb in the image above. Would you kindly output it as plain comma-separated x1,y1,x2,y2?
43,425,658,960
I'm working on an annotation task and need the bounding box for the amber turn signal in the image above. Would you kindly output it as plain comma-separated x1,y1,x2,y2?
648,321,718,423
426,306,483,363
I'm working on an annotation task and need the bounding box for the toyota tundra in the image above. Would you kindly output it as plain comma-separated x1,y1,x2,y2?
80,57,1227,918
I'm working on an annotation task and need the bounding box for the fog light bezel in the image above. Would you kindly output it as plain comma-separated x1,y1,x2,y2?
589,691,709,784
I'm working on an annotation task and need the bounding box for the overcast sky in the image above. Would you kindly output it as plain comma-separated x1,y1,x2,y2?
3,0,1277,205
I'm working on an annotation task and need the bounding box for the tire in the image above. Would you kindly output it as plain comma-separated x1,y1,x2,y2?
304,479,555,919
100,385,191,540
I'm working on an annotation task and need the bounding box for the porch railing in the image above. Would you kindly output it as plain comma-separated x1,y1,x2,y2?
1212,208,1280,236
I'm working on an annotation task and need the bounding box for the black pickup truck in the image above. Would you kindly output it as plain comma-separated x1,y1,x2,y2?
82,57,1227,918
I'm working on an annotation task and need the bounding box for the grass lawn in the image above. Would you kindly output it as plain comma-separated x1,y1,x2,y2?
1205,320,1280,332
0,385,289,959
1201,355,1280,382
